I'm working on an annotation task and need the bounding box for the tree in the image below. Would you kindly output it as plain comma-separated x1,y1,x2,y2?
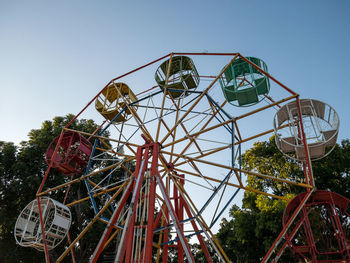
0,114,114,263
216,137,350,262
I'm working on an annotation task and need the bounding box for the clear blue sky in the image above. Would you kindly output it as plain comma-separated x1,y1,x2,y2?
1,0,349,144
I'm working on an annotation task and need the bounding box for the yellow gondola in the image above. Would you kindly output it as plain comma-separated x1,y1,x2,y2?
95,82,138,122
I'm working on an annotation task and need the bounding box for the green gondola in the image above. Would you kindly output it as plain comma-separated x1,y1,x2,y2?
219,56,270,106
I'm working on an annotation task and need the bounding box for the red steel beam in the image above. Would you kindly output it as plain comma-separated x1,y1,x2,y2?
238,54,298,96
122,146,150,262
91,182,134,262
65,53,171,128
156,174,196,262
182,193,214,263
36,197,50,263
295,97,314,187
262,189,314,263
174,52,238,56
144,143,159,262
173,173,184,263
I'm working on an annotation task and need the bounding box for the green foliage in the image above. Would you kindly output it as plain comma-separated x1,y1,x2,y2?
216,137,350,262
243,136,304,196
0,141,44,263
191,241,220,262
0,114,107,263
2,113,349,263
312,139,350,196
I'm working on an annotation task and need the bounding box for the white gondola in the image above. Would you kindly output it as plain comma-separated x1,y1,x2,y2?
274,98,339,161
14,197,71,251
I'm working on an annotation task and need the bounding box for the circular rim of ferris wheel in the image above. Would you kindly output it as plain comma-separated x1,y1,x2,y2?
26,52,329,263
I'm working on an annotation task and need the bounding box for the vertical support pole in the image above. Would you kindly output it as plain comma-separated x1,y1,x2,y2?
155,218,164,263
144,143,159,262
295,97,314,187
155,174,196,263
162,204,169,263
179,174,185,263
231,121,235,167
162,175,171,263
120,147,150,263
174,174,184,263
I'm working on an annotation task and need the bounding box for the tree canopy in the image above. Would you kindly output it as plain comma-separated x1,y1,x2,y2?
1,115,349,262
0,114,106,262
216,137,350,262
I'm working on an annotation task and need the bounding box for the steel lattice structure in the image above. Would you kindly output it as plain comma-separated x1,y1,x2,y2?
14,52,348,263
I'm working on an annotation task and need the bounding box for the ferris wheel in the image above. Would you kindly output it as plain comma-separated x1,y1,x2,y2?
14,52,348,263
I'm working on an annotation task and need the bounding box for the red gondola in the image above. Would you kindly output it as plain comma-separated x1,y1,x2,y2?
46,131,92,175
283,190,350,262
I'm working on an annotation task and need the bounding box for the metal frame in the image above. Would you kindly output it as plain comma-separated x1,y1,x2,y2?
24,52,330,262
